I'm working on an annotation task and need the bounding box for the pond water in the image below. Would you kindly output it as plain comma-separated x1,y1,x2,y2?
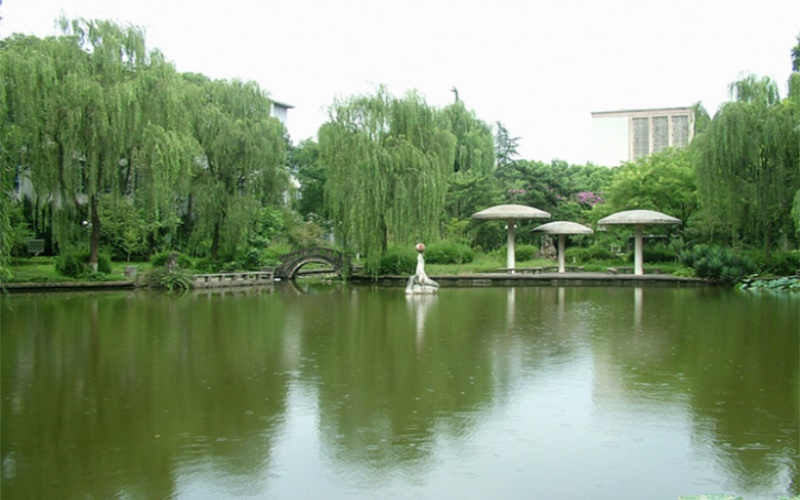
1,285,797,499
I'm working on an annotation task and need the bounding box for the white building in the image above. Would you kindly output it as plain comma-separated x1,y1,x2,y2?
270,100,293,125
591,107,694,167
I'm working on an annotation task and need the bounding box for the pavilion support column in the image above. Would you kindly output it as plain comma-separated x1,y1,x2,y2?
507,219,516,274
557,234,566,273
634,224,643,276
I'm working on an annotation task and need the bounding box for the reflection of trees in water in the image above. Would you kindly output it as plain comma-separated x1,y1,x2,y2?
304,287,599,472
588,288,799,497
1,292,292,499
3,287,796,497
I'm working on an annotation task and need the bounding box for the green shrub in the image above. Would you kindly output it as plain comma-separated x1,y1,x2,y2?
55,250,111,278
241,247,264,270
193,257,221,273
586,244,615,261
642,245,677,263
221,261,243,272
680,245,757,284
146,268,192,293
55,252,85,278
378,247,416,275
150,251,192,269
565,244,615,263
564,246,588,263
425,241,476,265
760,250,800,276
514,244,536,262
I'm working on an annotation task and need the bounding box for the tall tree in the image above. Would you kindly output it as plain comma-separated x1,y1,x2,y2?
494,121,520,169
441,100,497,221
184,76,287,260
289,139,328,222
1,20,155,270
696,75,800,254
597,147,697,223
319,87,456,271
1,20,204,270
133,53,200,251
442,100,495,175
789,33,800,241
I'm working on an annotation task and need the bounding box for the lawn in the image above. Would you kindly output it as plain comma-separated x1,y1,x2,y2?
5,257,153,283
4,254,682,284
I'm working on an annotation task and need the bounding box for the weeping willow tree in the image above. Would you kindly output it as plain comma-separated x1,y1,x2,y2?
1,32,90,259
790,34,800,241
184,75,288,260
442,100,495,175
1,19,199,270
440,98,497,221
696,75,800,255
319,87,456,271
133,56,201,251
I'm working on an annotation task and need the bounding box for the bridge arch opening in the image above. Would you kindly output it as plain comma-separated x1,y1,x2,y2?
274,248,351,280
284,258,341,280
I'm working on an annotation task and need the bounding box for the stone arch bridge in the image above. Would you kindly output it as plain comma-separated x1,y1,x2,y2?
273,247,354,280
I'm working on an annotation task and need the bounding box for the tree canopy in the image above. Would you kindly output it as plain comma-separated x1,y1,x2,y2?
695,74,799,254
319,87,456,271
1,18,288,270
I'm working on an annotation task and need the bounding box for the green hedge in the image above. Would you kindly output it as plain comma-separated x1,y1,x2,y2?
564,244,615,263
680,245,757,284
150,251,193,269
55,250,112,278
378,247,416,275
424,241,475,265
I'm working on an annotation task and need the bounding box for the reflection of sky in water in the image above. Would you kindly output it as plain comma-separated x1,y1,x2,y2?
173,352,785,499
2,288,796,500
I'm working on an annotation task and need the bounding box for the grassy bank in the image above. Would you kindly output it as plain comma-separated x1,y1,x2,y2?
5,257,154,284
4,255,682,284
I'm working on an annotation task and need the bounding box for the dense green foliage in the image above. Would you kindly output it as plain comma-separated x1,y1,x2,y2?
695,75,800,255
55,249,111,278
564,244,616,263
150,251,193,270
595,148,697,223
2,21,798,284
378,246,417,275
680,245,758,285
423,241,475,265
319,86,456,272
1,18,287,275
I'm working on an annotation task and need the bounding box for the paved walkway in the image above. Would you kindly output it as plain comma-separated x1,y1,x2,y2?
2,271,708,293
351,271,708,288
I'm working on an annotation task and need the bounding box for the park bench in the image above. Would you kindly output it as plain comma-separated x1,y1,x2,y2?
606,267,662,275
497,267,544,274
542,266,585,273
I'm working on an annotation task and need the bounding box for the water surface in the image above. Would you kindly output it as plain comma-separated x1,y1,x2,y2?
1,285,797,499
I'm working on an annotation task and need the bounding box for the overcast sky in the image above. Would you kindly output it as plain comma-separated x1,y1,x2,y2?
2,0,798,164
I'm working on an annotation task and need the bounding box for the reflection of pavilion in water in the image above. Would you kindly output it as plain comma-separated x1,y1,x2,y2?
588,287,798,496
192,285,796,495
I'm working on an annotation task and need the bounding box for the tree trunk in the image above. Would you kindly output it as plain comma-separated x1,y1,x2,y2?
210,219,221,261
89,193,101,273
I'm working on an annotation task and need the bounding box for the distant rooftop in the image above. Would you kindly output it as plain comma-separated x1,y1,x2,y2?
591,106,693,117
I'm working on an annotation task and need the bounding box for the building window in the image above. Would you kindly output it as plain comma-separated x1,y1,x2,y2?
672,115,690,147
652,116,669,153
632,118,650,160
592,107,694,166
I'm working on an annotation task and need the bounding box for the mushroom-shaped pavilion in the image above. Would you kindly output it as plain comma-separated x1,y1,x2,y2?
472,204,551,273
597,209,680,275
532,221,593,273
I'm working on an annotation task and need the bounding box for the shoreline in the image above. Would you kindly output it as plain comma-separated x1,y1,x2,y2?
2,271,708,293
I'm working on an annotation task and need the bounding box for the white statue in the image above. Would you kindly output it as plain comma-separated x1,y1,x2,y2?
405,243,439,295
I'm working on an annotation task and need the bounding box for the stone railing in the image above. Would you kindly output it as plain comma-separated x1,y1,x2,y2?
191,271,274,288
